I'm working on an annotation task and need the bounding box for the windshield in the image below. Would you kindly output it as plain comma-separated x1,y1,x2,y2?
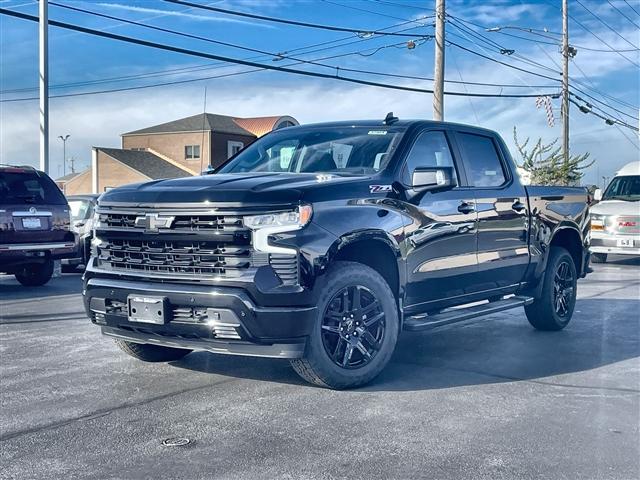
69,199,92,221
603,175,640,201
0,169,67,205
217,126,404,175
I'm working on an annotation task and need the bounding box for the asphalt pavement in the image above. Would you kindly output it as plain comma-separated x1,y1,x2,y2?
1,258,639,480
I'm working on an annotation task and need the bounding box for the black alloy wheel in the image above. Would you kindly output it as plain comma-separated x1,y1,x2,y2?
320,285,386,369
553,260,575,318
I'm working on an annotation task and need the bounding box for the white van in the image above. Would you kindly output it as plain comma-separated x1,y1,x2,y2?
590,161,640,263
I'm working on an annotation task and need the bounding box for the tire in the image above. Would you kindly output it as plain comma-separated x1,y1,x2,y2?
525,247,577,331
290,261,399,389
14,259,54,287
591,253,607,263
115,339,192,362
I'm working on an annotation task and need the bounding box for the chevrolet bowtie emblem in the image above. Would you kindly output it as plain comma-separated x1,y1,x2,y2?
134,213,175,232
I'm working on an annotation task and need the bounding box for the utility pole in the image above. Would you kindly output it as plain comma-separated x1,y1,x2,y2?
561,0,569,171
39,0,49,174
433,0,445,121
69,156,76,174
58,134,70,176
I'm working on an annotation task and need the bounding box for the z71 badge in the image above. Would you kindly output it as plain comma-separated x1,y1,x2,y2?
369,185,393,194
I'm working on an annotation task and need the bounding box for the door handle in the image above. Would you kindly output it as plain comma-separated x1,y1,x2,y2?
458,202,475,214
512,200,526,212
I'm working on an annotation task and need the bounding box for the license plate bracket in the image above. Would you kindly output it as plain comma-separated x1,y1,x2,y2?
22,217,42,229
616,238,635,248
127,295,168,324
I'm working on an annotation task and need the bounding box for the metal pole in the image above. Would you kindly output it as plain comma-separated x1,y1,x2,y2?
562,0,569,171
62,139,66,176
433,0,445,121
39,0,49,174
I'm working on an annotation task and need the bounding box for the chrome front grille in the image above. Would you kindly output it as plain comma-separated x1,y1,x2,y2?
97,238,252,277
94,207,299,284
612,216,639,235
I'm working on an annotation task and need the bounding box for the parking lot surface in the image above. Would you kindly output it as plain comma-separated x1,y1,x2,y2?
1,258,639,480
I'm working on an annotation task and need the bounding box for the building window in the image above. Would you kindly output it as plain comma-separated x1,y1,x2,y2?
227,141,244,159
275,120,296,129
185,145,201,160
130,147,146,151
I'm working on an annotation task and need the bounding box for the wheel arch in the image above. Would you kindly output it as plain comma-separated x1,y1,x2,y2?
550,225,583,274
327,230,404,303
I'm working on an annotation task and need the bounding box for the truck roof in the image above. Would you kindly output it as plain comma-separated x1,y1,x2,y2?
288,119,500,136
615,161,640,177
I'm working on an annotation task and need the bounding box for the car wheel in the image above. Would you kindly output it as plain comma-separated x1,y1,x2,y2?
14,259,54,287
290,261,399,389
591,253,607,263
115,340,192,362
525,247,577,331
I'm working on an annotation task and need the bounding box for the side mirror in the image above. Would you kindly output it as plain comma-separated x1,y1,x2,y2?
593,189,602,202
411,166,455,192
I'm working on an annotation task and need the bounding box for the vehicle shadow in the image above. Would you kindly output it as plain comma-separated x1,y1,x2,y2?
172,297,640,392
603,255,640,266
0,273,83,301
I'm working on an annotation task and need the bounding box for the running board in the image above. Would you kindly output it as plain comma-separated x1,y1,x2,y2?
403,296,534,332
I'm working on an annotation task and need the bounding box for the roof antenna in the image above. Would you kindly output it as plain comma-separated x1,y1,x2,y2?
200,86,208,174
384,112,399,125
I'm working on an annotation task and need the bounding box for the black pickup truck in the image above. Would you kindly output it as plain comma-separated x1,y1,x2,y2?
84,117,590,389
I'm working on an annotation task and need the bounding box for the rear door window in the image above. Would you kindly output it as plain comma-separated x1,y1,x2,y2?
456,133,507,187
0,169,67,205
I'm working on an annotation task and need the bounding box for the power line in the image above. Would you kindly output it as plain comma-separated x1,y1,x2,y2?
1,16,430,95
49,1,433,75
549,0,640,67
0,8,561,100
447,16,562,75
623,0,640,17
574,0,639,51
320,0,423,23
529,37,639,119
569,97,638,131
163,0,432,38
607,0,640,28
453,11,640,53
446,39,562,84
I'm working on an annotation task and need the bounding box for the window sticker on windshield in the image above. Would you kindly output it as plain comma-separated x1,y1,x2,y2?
368,130,388,135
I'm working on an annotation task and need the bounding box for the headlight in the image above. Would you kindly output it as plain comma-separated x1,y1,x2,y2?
591,214,606,231
244,205,312,254
244,205,312,230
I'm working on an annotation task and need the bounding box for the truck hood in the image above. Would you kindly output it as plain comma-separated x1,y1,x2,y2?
98,173,369,206
591,199,639,217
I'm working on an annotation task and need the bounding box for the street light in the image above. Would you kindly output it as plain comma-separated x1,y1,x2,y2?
57,134,70,176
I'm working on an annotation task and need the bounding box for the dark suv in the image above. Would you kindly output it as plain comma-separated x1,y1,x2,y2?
0,165,76,286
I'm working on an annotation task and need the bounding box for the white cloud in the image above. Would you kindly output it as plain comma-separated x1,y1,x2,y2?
95,3,275,27
1,74,636,185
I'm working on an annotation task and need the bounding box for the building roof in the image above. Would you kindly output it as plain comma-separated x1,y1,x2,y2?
122,113,298,137
98,148,192,179
233,116,297,137
56,172,80,182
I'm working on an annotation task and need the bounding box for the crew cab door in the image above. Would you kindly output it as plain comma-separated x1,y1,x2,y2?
400,130,479,311
452,130,529,292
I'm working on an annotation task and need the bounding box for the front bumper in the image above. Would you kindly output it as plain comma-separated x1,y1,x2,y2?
590,234,640,256
83,276,316,359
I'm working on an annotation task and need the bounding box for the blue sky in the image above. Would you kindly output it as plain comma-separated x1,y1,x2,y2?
1,0,638,185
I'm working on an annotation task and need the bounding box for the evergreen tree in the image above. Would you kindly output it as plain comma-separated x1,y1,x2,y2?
513,127,594,186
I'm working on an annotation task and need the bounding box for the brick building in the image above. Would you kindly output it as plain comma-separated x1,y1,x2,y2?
61,113,298,195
